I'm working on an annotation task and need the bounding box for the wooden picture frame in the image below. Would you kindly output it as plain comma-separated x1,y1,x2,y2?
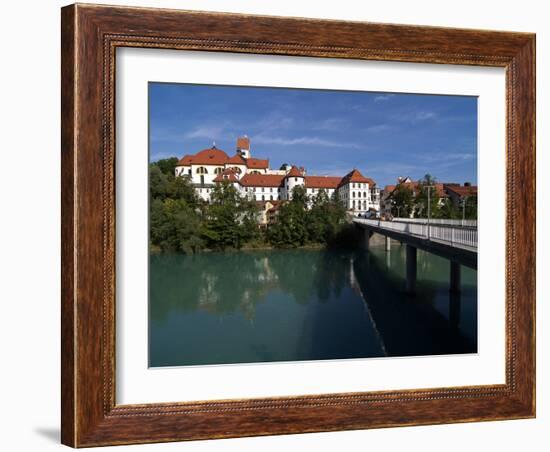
61,3,535,447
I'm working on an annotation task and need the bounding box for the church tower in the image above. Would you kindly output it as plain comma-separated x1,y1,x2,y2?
236,135,251,159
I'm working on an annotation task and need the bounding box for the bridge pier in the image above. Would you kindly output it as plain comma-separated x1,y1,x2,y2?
360,229,371,251
449,292,461,330
405,245,417,295
450,261,461,293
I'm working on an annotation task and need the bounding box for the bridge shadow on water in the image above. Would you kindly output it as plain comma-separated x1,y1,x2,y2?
350,247,477,357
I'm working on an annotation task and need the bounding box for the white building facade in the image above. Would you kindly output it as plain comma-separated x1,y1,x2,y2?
174,136,380,215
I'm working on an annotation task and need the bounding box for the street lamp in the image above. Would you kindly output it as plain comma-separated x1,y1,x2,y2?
462,195,468,223
425,184,435,239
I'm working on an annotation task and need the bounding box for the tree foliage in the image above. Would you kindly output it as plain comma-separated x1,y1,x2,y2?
201,182,259,250
415,174,441,218
268,187,347,248
390,185,414,218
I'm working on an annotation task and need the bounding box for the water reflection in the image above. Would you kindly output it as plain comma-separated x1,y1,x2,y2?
149,244,477,367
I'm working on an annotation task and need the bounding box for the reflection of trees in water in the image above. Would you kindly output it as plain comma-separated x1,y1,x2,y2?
150,250,352,321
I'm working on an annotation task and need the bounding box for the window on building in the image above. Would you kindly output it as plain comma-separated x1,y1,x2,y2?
188,169,191,175
352,200,356,209
262,195,265,201
196,167,208,174
294,178,297,182
200,175,204,185
270,195,273,201
214,167,223,174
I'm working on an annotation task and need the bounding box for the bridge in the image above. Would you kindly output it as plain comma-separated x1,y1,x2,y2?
353,218,477,295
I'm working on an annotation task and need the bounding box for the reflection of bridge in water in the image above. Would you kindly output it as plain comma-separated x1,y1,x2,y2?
353,218,477,295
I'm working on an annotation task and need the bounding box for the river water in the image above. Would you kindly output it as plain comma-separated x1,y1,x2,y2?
149,240,477,367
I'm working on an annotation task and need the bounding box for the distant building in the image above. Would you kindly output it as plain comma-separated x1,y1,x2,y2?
174,136,380,216
444,183,478,208
381,176,476,217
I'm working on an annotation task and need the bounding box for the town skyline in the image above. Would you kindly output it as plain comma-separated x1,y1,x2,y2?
149,82,478,187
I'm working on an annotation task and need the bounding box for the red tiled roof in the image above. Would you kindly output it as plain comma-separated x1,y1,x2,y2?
445,185,478,197
227,153,246,165
434,183,448,198
246,158,269,169
384,184,396,193
177,147,229,166
305,176,342,189
177,155,194,166
286,166,304,177
236,136,250,150
240,173,285,187
338,169,375,187
213,168,240,183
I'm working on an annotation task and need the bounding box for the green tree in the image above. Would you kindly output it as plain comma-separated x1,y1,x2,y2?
202,182,260,250
150,198,203,253
306,189,347,244
415,174,440,218
390,185,414,217
438,198,460,219
154,157,179,176
462,195,478,220
268,186,308,247
149,164,171,200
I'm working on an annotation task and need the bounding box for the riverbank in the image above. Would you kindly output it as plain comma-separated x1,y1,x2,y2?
150,242,326,255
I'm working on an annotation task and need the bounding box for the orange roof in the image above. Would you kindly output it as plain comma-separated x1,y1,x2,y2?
246,158,269,169
384,184,396,193
445,184,478,197
240,173,285,187
305,176,342,189
227,153,246,165
338,169,375,187
434,183,448,198
236,136,250,150
177,147,229,166
213,168,240,183
286,166,304,177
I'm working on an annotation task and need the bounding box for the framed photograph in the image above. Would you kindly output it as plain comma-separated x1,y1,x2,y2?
61,3,536,447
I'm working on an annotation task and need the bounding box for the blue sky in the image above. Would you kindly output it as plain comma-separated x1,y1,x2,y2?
149,83,477,187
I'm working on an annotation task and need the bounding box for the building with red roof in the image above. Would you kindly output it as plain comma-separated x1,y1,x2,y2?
380,176,476,217
174,136,379,214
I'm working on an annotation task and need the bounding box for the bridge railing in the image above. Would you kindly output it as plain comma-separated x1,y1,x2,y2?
355,219,477,249
392,217,477,228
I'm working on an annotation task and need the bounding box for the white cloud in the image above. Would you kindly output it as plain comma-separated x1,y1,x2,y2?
313,117,348,131
365,124,391,133
253,134,361,149
390,110,438,123
185,126,224,139
415,111,437,121
373,94,395,103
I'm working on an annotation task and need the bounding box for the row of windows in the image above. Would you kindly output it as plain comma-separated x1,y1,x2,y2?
306,188,334,194
247,187,281,193
352,200,369,209
257,195,280,201
193,167,262,175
